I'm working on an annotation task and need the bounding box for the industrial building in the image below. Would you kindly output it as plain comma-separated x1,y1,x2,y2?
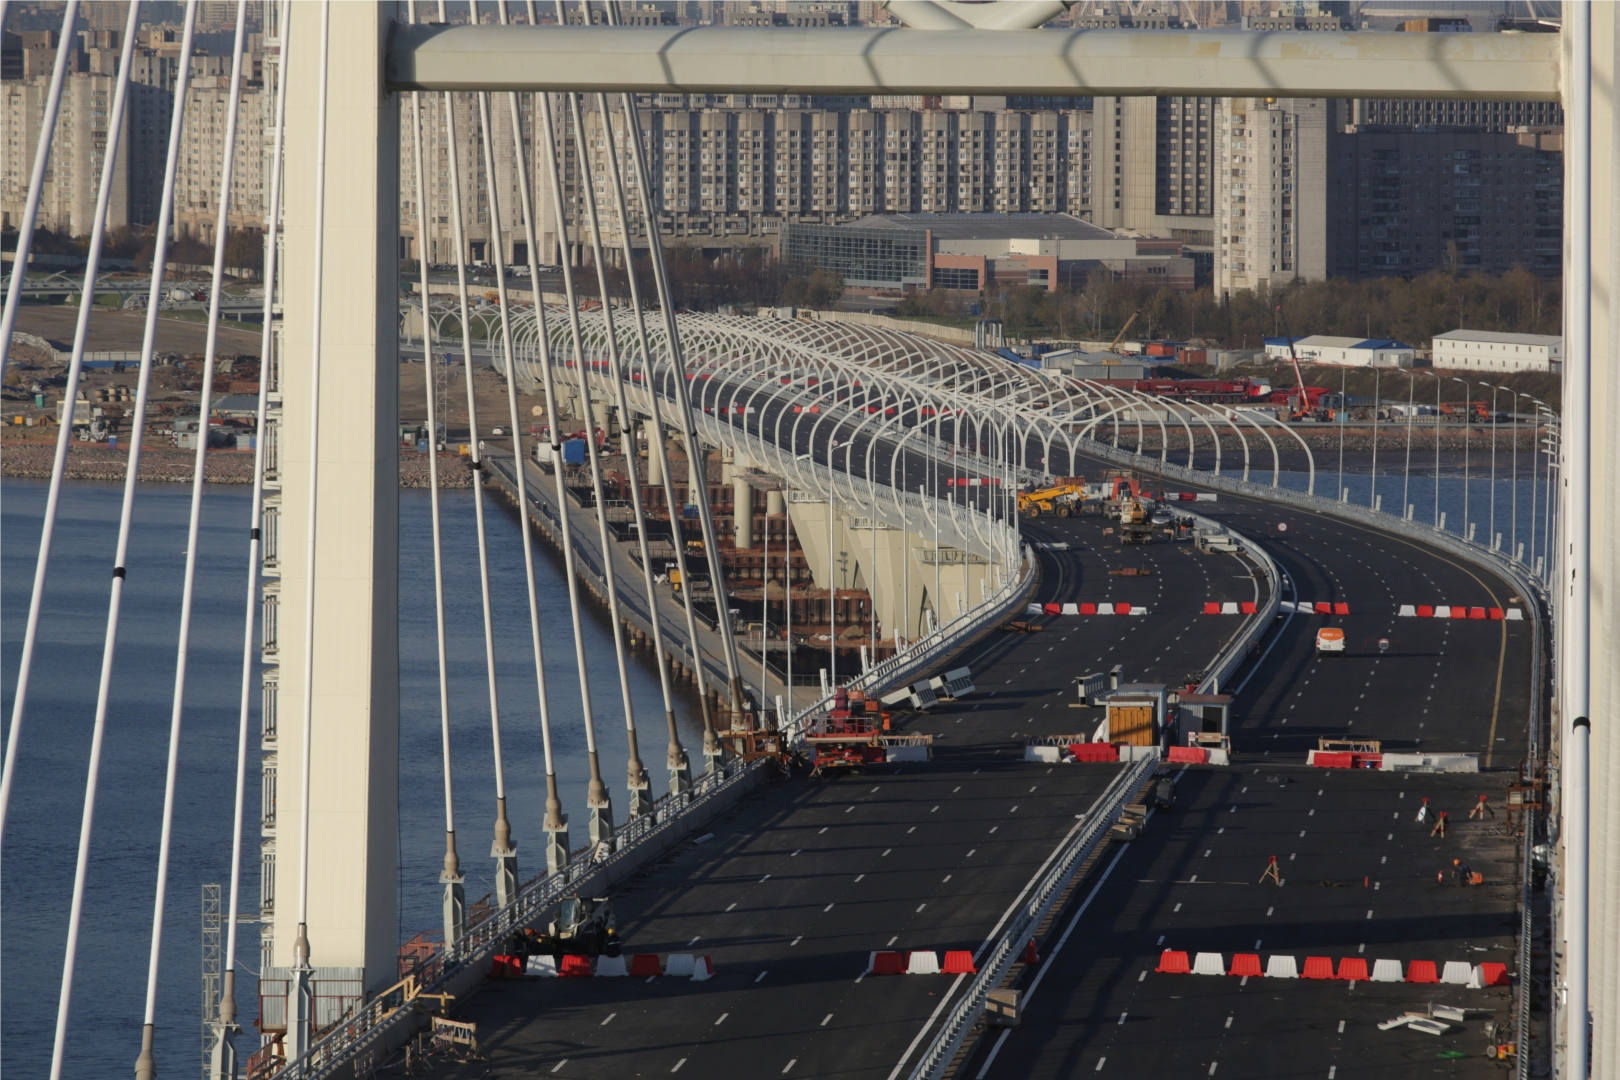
1431,329,1563,373
1264,335,1415,368
779,212,1194,293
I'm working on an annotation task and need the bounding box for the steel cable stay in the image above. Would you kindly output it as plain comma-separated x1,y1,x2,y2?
47,4,201,1077
288,1,331,1062
579,18,701,788
486,0,573,875
0,0,79,377
133,7,251,1077
215,4,291,1075
0,0,141,847
434,7,520,906
556,68,654,819
532,82,617,852
404,0,466,950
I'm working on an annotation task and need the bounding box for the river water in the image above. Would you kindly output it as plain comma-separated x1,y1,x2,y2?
1,479,703,1077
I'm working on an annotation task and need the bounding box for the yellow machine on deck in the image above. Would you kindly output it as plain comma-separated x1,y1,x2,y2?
1017,483,1085,518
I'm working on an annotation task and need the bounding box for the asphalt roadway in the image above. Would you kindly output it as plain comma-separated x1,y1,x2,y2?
428,510,1249,1079
956,461,1537,1080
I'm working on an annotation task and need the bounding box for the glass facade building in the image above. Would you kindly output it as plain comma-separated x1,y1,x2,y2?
780,221,928,288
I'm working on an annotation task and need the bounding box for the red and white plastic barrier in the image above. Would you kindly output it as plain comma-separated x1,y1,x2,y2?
1279,601,1352,615
1027,601,1148,616
1398,604,1519,621
866,949,977,976
946,477,1004,487
521,952,713,979
1155,950,1508,988
1308,749,1479,772
1202,601,1258,615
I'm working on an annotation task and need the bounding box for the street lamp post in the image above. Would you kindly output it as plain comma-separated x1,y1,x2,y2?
1402,366,1416,518
1337,365,1347,501
1369,366,1381,511
1483,383,1501,549
1450,377,1472,539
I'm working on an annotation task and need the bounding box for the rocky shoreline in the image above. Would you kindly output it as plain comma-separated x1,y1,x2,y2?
1,442,476,487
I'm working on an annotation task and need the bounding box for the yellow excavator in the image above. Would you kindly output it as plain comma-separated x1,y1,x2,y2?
1018,482,1086,518
1117,496,1156,545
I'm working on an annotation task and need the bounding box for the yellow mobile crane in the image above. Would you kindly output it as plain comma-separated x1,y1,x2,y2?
1018,482,1087,518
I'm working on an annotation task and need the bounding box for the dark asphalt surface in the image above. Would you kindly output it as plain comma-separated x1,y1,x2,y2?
958,456,1537,1080
430,372,1536,1079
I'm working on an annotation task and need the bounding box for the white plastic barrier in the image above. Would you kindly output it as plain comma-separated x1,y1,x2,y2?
692,956,714,982
1097,602,1115,615
1441,961,1474,985
1370,959,1404,982
665,953,696,977
595,954,628,977
526,955,558,977
886,744,931,763
1062,602,1080,615
907,951,941,975
1505,608,1524,620
1398,605,1416,617
1435,605,1452,618
1266,955,1299,979
1221,601,1239,615
1024,745,1063,763
1191,952,1225,976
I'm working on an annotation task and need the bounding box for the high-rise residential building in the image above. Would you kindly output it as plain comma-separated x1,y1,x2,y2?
1213,96,1328,297
173,55,266,240
1326,125,1563,279
2,69,131,233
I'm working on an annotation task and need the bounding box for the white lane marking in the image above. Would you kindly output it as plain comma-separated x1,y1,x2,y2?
953,786,962,793
1337,1020,1345,1033
1010,806,1019,813
715,1013,728,1026
791,936,802,946
726,903,737,912
1225,1016,1233,1029
887,935,898,947
824,903,836,912
755,971,768,983
1329,1068,1337,1079
761,874,772,882
1095,1059,1107,1072
551,1061,567,1074
966,849,976,857
782,1061,797,1075
819,827,829,834
931,806,940,813
1209,1063,1219,1076
1138,970,1147,982
1174,903,1182,913
988,826,998,834
846,806,856,814
882,848,892,857
672,1060,686,1074
1119,1012,1128,1025
600,1013,617,1026
792,849,802,856
917,903,927,912
688,936,700,946
821,1014,834,1027
855,874,865,883
907,827,917,834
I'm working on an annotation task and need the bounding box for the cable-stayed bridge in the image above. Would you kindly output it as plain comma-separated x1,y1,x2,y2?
1,3,1606,1079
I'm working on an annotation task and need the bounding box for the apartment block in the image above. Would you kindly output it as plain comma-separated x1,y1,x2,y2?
1214,97,1327,297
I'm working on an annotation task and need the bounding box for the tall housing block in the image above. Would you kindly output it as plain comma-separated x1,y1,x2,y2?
271,2,400,993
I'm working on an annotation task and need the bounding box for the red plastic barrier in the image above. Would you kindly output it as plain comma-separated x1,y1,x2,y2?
1301,956,1335,980
871,951,906,976
1407,960,1440,984
629,954,662,977
1240,601,1258,615
1080,603,1097,615
1336,957,1370,981
559,954,593,978
1314,602,1332,614
1333,602,1350,615
490,955,523,978
1044,603,1062,615
1156,950,1191,974
1469,606,1488,620
1417,605,1434,617
1069,742,1119,763
1117,602,1133,615
1489,607,1505,620
942,951,977,974
1313,752,1354,769
1228,953,1263,977
1479,962,1510,987
1203,602,1222,615
1450,606,1469,619
1167,746,1210,764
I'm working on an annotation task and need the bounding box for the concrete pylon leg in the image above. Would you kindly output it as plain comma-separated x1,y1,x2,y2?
589,799,615,850
644,420,663,486
493,855,518,910
288,962,313,1060
207,1020,237,1080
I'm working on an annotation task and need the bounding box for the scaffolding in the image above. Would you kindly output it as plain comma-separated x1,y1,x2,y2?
201,884,223,1080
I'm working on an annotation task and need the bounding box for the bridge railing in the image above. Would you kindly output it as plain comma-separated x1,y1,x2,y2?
906,753,1157,1080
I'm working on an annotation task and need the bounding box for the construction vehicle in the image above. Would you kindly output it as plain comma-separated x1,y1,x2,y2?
1438,400,1491,422
1094,475,1151,520
1273,305,1336,422
546,894,615,956
1118,497,1156,545
1106,309,1142,356
1018,482,1086,518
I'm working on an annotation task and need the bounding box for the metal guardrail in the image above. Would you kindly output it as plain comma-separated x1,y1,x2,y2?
905,755,1157,1080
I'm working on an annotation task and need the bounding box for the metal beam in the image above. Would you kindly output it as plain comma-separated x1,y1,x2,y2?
385,26,1560,100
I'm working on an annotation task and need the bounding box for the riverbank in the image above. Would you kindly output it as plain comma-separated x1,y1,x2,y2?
0,441,475,487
